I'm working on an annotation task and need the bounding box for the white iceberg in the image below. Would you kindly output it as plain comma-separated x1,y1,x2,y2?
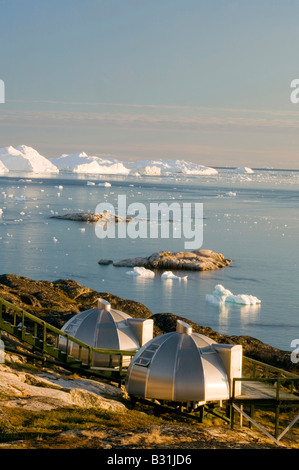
142,165,162,176
0,208,3,217
50,152,217,177
51,152,130,175
98,182,111,187
126,159,218,176
161,271,188,280
0,145,59,174
126,267,155,278
234,167,254,174
206,284,261,306
0,160,9,174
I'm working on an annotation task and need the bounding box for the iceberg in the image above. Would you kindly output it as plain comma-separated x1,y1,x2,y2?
0,160,8,174
0,208,3,217
51,152,130,175
125,158,218,176
0,145,59,174
142,165,162,176
206,284,261,305
126,267,155,278
51,152,217,176
234,167,254,174
161,271,188,280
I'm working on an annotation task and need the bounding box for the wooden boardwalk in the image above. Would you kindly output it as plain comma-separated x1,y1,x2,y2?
228,375,299,443
237,381,299,403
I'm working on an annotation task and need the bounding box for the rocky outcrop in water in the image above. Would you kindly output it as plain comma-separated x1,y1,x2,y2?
51,212,132,223
113,249,232,271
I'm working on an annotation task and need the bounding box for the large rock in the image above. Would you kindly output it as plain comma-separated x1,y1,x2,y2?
51,212,132,223
113,249,232,271
0,360,127,412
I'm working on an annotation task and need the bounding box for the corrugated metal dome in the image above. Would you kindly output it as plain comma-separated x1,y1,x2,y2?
125,320,242,403
60,298,153,367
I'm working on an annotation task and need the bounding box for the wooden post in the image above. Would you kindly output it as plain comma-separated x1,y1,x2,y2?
199,405,204,423
43,322,46,353
88,346,92,367
275,404,280,439
231,404,235,429
249,404,255,429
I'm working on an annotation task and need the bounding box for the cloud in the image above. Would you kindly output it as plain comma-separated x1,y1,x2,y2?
2,103,299,133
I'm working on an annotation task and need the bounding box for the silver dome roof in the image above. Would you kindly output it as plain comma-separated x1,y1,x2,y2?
60,298,153,367
125,320,239,403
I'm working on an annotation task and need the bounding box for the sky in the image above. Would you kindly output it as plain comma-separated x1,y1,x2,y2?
1,0,299,168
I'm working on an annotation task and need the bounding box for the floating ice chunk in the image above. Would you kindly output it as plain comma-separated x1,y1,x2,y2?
87,181,95,186
234,167,254,174
0,208,2,217
98,182,111,187
126,267,155,278
161,271,188,280
225,191,237,197
206,284,261,305
53,237,58,243
14,196,26,202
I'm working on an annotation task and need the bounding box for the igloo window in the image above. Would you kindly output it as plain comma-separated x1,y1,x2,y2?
136,342,160,367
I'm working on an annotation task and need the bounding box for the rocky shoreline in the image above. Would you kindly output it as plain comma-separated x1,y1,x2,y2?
0,274,296,373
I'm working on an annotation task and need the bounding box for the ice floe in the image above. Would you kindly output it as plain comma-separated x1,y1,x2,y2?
126,267,155,278
206,284,261,305
234,167,254,174
161,271,188,280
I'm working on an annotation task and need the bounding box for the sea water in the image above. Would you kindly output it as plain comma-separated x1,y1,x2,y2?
0,169,298,352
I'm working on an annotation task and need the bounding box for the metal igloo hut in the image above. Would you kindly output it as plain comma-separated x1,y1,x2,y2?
125,320,242,406
59,298,154,368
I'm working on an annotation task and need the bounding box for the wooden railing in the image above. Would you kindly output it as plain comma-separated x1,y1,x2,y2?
0,297,137,381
